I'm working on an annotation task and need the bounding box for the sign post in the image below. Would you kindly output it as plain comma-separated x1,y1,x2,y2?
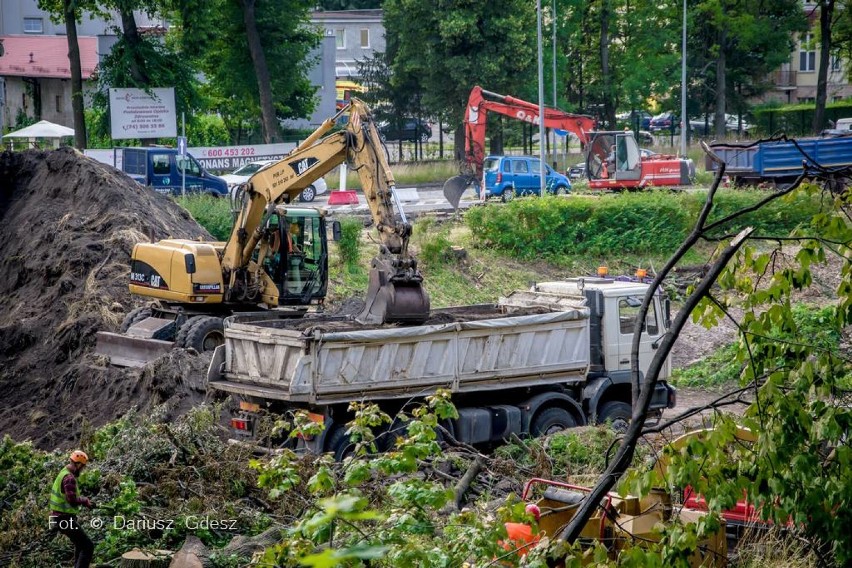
178,112,186,197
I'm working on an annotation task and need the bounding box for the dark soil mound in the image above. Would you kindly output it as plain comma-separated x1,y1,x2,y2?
0,148,213,449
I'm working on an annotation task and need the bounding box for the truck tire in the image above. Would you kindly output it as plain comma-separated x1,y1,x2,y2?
501,187,515,203
597,401,631,432
530,407,577,437
119,307,153,333
326,426,355,461
176,316,225,352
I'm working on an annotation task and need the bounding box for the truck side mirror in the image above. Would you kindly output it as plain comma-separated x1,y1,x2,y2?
332,220,342,241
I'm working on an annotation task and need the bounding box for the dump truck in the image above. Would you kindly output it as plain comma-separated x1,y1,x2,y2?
706,134,852,186
207,276,677,457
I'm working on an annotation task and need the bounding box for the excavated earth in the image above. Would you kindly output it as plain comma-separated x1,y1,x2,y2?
0,148,213,449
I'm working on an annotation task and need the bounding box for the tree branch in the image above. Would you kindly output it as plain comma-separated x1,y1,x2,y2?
560,225,753,544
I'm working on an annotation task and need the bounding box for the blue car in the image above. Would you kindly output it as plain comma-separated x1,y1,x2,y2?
482,155,571,202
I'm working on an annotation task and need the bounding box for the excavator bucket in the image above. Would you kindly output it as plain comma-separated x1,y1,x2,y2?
443,175,475,210
358,266,431,325
94,331,174,368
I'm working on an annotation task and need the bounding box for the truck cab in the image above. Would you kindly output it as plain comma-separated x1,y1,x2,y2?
533,278,672,380
122,148,228,196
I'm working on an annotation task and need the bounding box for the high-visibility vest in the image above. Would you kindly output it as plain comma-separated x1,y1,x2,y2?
49,467,80,515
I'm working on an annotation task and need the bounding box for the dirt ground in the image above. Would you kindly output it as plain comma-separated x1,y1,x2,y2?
0,148,213,449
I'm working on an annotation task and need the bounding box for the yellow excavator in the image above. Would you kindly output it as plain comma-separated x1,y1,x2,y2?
96,100,430,367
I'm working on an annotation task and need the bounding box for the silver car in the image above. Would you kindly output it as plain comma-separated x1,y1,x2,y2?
221,159,328,202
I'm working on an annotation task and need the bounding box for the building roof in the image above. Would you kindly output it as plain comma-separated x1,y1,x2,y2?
0,35,99,80
311,9,382,22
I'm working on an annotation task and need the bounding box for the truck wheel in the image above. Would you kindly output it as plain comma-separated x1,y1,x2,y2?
300,185,316,202
326,426,355,461
177,316,225,352
555,185,569,195
597,401,632,432
530,407,577,437
119,307,153,332
501,188,515,203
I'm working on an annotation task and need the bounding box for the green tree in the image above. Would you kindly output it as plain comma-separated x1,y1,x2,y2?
689,0,804,137
37,0,97,149
383,0,537,160
176,0,320,144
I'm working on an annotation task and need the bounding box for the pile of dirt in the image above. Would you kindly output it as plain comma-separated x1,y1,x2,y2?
0,148,214,449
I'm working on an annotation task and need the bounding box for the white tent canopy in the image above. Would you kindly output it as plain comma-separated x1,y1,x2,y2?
3,120,75,139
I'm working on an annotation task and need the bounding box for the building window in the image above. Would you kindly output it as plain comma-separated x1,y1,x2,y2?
360,29,370,48
335,29,345,49
23,17,44,34
831,55,842,72
55,95,62,113
798,97,815,104
799,33,816,72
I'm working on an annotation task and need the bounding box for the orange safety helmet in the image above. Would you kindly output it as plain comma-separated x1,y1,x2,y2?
69,450,89,465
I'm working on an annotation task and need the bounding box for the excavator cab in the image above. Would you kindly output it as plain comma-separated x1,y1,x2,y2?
586,132,642,183
261,208,328,304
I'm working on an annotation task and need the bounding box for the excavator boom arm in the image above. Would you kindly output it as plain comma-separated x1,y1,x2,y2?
463,85,596,179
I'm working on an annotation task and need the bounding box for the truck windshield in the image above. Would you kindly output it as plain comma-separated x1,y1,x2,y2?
177,156,201,176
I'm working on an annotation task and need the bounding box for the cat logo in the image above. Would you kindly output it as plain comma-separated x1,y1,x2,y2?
288,156,319,177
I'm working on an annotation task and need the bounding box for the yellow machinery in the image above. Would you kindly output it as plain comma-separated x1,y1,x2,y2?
519,477,727,566
96,100,430,366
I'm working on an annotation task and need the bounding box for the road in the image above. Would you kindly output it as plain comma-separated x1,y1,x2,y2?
313,184,479,218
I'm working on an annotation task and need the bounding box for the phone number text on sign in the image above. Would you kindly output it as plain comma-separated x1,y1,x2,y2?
200,147,257,158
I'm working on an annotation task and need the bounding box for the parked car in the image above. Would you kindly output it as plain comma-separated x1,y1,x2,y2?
378,118,432,142
649,112,679,133
567,161,586,180
483,155,571,202
616,110,652,131
221,159,328,202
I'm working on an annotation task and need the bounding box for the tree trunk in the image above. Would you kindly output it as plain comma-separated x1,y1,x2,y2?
118,5,149,85
813,0,835,134
599,0,615,128
714,28,727,139
63,0,87,149
239,0,281,144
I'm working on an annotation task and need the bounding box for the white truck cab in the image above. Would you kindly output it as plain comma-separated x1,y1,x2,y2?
533,277,672,382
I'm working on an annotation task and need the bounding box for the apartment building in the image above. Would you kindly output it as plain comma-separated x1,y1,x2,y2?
311,9,384,80
765,1,852,104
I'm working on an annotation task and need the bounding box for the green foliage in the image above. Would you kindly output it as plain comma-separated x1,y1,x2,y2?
662,180,852,564
383,0,537,126
465,190,824,260
413,216,454,267
176,0,321,143
254,391,513,567
335,216,364,270
753,99,852,136
174,195,233,241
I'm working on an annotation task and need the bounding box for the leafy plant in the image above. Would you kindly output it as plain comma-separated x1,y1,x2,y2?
335,216,364,269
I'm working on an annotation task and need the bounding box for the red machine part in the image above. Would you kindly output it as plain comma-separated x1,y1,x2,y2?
463,86,596,180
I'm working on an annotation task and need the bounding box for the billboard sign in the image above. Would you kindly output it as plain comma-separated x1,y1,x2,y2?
110,88,177,139
190,143,297,172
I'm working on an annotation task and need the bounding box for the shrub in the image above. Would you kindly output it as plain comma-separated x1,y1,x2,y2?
464,189,824,260
175,195,233,241
336,216,364,268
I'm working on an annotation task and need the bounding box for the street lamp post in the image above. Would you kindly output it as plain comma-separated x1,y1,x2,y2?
680,0,687,156
537,0,546,194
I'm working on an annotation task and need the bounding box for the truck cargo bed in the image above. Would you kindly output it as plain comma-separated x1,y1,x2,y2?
208,304,591,404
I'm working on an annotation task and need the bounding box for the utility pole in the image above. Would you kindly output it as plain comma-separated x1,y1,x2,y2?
537,0,546,194
680,0,687,156
552,0,558,169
